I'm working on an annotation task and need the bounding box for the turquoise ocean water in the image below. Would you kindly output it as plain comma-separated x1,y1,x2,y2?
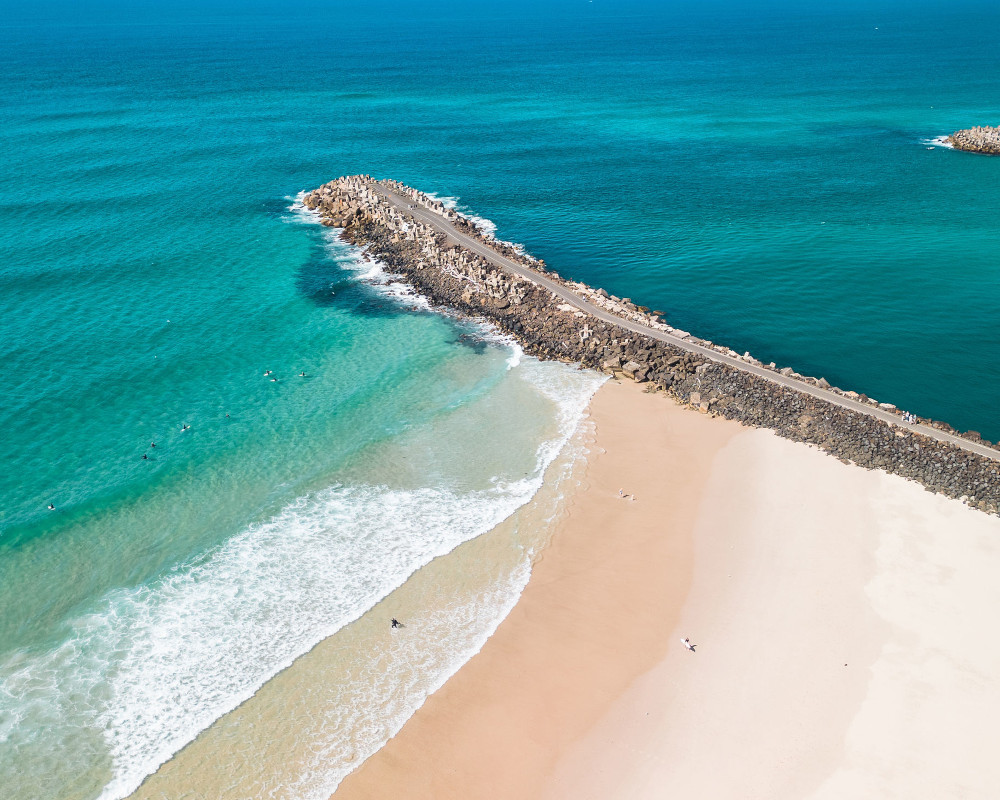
2,2,999,797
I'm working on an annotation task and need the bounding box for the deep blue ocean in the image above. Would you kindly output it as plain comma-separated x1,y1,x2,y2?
2,2,999,797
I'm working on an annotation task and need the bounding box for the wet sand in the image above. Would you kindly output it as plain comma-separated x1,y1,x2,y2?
334,379,1000,799
332,379,738,798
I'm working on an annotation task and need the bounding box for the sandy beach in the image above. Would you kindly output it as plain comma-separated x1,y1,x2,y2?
333,378,1000,799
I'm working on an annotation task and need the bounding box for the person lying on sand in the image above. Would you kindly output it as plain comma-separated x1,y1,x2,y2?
681,637,696,652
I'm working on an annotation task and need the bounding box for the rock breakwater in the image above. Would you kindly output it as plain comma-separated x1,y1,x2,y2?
302,176,1000,515
949,126,1000,155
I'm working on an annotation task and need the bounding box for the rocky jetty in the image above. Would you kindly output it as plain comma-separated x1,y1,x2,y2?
949,126,1000,155
302,176,1000,515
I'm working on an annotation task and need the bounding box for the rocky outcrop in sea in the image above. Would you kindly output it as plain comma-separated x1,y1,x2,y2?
949,126,1000,155
302,176,1000,515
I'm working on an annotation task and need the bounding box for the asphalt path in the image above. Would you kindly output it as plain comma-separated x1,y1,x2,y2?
372,183,999,463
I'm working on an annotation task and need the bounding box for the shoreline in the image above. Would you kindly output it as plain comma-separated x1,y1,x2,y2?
302,177,1000,516
332,379,737,799
333,378,1000,799
123,354,602,800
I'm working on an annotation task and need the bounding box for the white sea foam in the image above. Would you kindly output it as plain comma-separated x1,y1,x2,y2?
286,194,432,310
465,214,498,238
286,557,533,800
423,191,530,255
921,135,954,149
271,368,602,800
424,191,459,210
288,192,532,315
506,341,523,370
425,191,496,238
286,190,333,229
1,476,566,798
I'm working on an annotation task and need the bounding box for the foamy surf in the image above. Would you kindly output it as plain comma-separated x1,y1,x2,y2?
921,135,954,149
288,193,432,310
277,556,534,800
424,190,536,260
1,440,586,800
124,367,601,800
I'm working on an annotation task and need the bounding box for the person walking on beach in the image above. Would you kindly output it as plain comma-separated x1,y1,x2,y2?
391,618,401,629
681,637,696,652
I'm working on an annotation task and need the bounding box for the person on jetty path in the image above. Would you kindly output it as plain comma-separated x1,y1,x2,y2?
681,637,696,652
391,618,401,629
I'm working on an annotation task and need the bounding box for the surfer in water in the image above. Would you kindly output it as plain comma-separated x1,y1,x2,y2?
141,454,148,460
47,503,55,511
150,442,156,448
181,424,190,431
299,371,306,377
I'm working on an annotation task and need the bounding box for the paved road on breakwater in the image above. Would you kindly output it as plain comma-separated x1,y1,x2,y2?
372,183,1000,464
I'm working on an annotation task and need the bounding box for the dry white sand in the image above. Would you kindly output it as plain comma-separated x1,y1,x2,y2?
548,421,1000,799
335,379,1000,799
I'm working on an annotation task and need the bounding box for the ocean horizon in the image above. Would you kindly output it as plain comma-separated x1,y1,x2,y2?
2,1,999,797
